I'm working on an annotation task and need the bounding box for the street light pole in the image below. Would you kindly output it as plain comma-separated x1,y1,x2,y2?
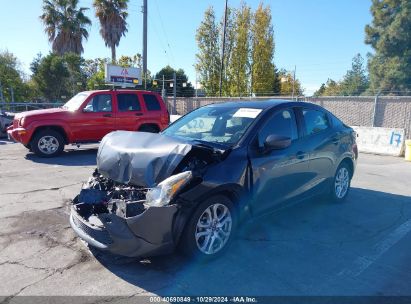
291,65,296,101
219,0,228,97
142,0,148,90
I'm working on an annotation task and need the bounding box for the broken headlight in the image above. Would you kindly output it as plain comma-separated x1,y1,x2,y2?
145,171,192,207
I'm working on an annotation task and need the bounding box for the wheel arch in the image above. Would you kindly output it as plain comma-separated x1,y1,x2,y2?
31,125,69,144
138,123,160,133
173,184,249,246
338,157,355,178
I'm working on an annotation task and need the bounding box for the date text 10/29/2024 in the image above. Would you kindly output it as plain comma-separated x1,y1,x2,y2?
149,296,258,303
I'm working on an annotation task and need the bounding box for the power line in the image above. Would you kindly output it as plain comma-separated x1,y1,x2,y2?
153,0,175,65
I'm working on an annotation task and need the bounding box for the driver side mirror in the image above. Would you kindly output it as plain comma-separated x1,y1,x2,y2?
264,134,291,151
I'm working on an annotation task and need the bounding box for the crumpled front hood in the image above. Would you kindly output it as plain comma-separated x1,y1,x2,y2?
97,131,192,187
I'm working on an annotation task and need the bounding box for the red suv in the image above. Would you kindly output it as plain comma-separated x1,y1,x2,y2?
7,90,170,157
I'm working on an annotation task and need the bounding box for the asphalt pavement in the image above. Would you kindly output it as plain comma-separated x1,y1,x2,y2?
0,141,411,301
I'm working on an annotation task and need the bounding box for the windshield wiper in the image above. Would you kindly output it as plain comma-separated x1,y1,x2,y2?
192,140,228,153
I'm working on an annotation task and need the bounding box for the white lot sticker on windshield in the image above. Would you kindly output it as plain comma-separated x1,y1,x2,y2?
233,108,262,118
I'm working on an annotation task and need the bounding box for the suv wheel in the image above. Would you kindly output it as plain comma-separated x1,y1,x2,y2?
31,129,64,158
329,161,352,202
179,195,237,259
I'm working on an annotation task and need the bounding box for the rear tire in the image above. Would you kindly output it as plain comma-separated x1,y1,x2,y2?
31,129,64,158
329,161,352,202
179,195,237,260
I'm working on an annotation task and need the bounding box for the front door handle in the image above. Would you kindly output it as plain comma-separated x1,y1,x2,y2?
296,151,307,160
103,113,112,117
135,112,143,116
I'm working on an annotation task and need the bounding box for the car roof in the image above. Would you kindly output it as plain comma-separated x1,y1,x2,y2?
81,89,156,94
205,99,313,110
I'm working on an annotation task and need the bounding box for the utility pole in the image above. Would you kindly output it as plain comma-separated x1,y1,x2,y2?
219,0,228,97
173,72,177,114
10,87,14,103
142,0,148,90
291,65,296,100
195,70,198,98
161,74,166,100
372,90,381,127
0,81,4,102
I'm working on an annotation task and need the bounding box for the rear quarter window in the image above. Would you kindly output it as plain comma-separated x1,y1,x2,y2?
143,94,161,111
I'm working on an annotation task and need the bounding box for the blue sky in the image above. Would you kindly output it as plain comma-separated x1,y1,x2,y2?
0,0,372,95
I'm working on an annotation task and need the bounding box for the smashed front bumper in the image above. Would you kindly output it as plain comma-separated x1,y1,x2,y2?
70,203,178,258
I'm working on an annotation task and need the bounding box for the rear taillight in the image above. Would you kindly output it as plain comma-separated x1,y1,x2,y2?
161,111,170,125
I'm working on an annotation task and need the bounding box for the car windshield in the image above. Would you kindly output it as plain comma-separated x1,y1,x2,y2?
62,93,89,111
162,106,263,146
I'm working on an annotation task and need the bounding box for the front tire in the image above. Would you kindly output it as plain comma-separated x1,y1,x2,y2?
179,195,237,260
31,129,64,158
329,161,352,202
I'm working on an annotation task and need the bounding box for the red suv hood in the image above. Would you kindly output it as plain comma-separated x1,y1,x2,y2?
15,107,68,119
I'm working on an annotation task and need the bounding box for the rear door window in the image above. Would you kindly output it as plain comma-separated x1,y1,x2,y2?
143,94,161,111
117,94,141,112
83,94,112,112
302,109,330,135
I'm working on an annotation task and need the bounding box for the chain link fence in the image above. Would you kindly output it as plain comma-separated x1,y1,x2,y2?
164,95,411,137
2,95,411,137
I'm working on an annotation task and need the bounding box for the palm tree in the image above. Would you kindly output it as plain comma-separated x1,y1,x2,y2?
40,0,91,55
93,0,128,63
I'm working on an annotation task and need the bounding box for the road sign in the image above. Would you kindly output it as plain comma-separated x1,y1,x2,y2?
105,64,142,87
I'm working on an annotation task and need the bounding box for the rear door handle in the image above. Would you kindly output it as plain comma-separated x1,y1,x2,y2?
103,113,112,117
135,112,143,116
296,151,307,160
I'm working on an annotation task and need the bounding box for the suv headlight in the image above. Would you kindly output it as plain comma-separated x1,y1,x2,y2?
18,117,25,127
145,171,192,208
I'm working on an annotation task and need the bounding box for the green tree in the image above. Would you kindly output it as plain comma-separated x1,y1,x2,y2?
339,54,369,95
314,79,342,96
313,83,326,97
196,7,221,96
85,58,109,90
228,3,251,97
251,3,275,95
31,53,86,101
94,0,128,63
40,0,91,55
219,7,235,96
117,54,142,68
277,69,303,96
154,66,194,97
365,0,411,94
0,51,33,102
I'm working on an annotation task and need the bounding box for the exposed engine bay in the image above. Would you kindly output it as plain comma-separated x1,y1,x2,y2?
72,144,220,222
69,131,227,257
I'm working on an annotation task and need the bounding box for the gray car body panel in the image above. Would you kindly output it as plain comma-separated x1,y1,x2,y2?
97,131,192,187
71,100,357,258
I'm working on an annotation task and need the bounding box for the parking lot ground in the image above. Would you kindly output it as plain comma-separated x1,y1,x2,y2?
1,141,411,300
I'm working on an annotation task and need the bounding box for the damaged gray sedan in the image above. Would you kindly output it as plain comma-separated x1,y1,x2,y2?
70,101,357,258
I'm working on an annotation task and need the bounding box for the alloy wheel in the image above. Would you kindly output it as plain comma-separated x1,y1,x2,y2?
335,167,349,199
195,203,232,255
38,135,59,155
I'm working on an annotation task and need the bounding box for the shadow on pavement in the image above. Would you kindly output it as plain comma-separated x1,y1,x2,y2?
25,148,98,166
90,187,411,296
